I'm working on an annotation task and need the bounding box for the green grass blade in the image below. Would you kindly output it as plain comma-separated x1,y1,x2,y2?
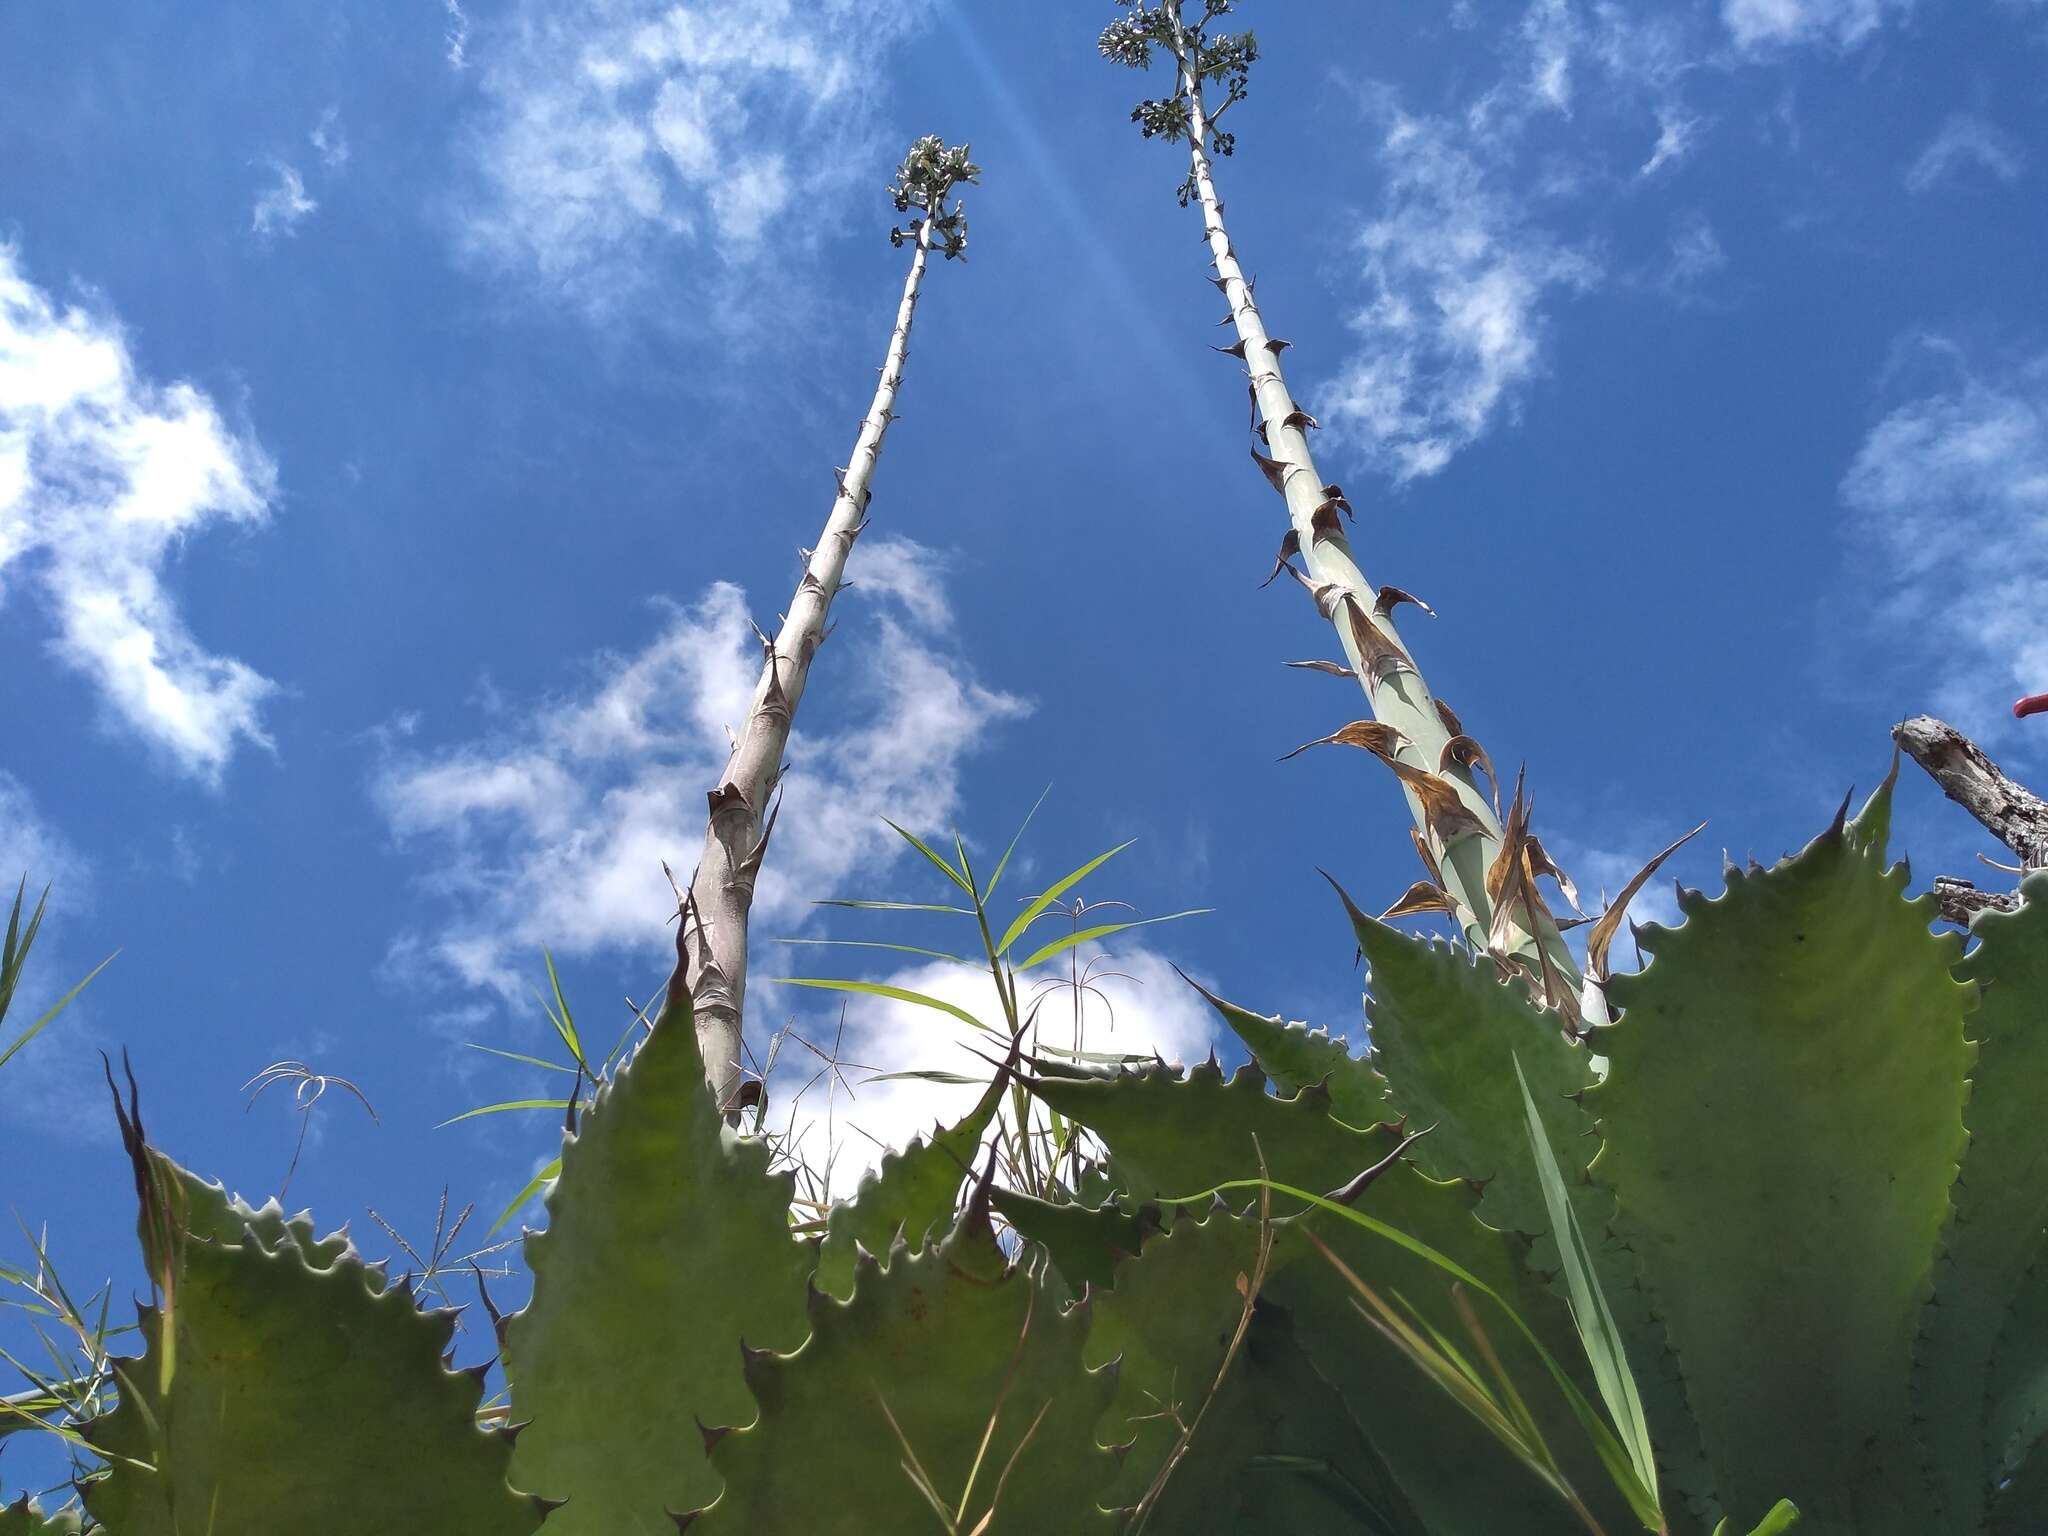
1516,1054,1662,1525
462,1044,581,1075
997,840,1135,957
770,977,993,1034
0,949,115,1072
539,948,589,1074
882,818,973,894
436,1099,572,1128
1012,910,1211,972
487,1156,563,1236
984,785,1051,904
1713,1501,1800,1536
815,899,976,916
775,937,980,968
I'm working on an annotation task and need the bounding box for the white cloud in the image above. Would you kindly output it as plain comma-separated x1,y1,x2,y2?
444,0,472,70
1840,346,2048,750
0,244,279,782
761,946,1219,1199
1722,0,1914,51
1522,0,1580,114
0,773,88,911
1320,107,1597,481
310,108,350,170
1905,114,2025,193
251,161,318,237
1663,210,1728,288
1640,107,1704,176
453,0,927,317
374,535,1028,997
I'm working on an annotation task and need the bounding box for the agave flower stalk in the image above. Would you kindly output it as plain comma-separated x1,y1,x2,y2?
677,137,980,1108
1100,1,1581,1006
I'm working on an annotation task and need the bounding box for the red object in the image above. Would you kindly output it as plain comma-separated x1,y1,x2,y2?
2018,693,2048,720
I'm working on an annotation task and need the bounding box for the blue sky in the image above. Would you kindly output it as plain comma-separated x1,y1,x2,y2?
3,0,2046,1501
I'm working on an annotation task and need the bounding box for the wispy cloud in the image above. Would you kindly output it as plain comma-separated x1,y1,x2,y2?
444,0,471,71
1320,101,1598,482
251,161,318,238
452,0,929,320
0,773,109,1145
310,108,350,170
374,536,1028,1001
0,773,89,908
1905,113,2025,193
1840,343,2048,754
1721,0,1916,51
0,243,279,782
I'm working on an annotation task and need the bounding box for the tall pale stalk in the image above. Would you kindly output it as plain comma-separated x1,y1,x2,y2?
677,138,980,1107
1101,2,1582,1009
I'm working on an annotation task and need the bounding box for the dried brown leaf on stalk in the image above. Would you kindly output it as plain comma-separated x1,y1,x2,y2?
1309,502,1345,546
1385,759,1491,848
1341,598,1413,687
1277,719,1410,763
1282,409,1319,431
1411,828,1445,886
1264,338,1293,354
1375,584,1435,620
1380,880,1455,920
1438,734,1502,819
1259,529,1302,589
1321,484,1353,514
1585,823,1707,982
1523,835,1583,915
1434,698,1464,737
1310,494,1353,526
1213,339,1249,361
1285,658,1357,679
1250,449,1291,494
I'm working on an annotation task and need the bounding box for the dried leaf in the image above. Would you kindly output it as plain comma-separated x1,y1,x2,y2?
1375,584,1435,620
1341,597,1412,687
1264,338,1293,354
1258,529,1302,589
1388,761,1490,848
1379,881,1454,920
1310,494,1353,526
1524,835,1583,915
707,781,752,820
1284,658,1357,678
1213,339,1249,361
1320,484,1353,514
1282,409,1319,431
1308,500,1344,545
1484,769,1534,912
1438,734,1502,819
1585,823,1707,981
1434,698,1464,737
1208,275,1231,293
1277,719,1409,763
1309,581,1344,618
1250,448,1291,494
1411,827,1445,886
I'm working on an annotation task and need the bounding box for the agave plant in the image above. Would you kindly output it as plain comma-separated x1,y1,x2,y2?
676,135,979,1111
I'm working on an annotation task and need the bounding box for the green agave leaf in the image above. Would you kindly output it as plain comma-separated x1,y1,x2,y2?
990,1186,1158,1294
1085,1202,1420,1532
1198,980,1388,1125
1712,1499,1801,1535
504,989,814,1532
0,1498,81,1534
1347,913,1716,1528
84,1227,539,1533
816,1067,1008,1299
1955,873,2048,1524
1031,1058,1626,1534
1593,808,1972,1535
692,1207,1117,1531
